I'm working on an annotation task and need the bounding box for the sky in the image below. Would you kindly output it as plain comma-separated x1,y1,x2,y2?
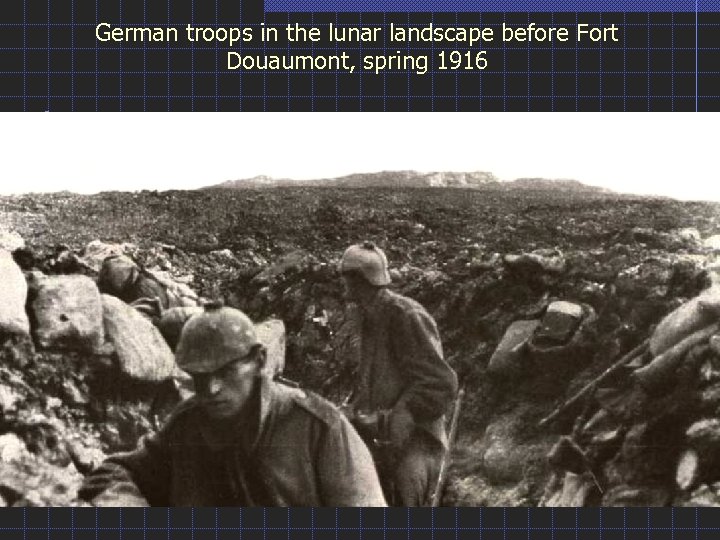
1,112,718,201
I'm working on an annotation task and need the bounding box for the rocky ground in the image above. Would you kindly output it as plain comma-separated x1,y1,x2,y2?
2,186,720,507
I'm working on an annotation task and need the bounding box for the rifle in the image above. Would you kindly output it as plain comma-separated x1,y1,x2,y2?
537,338,649,429
430,387,464,507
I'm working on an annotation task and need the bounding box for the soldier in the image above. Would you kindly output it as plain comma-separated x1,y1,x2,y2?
338,241,459,506
80,302,386,507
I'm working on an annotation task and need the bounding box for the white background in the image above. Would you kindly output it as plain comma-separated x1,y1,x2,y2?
1,112,718,201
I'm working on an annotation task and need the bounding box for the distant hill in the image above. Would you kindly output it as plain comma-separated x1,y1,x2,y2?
205,171,615,195
207,170,498,189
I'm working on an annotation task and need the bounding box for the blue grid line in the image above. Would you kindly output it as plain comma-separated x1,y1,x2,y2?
3,68,705,74
409,10,413,111
359,11,363,111
46,0,49,110
191,0,195,109
623,10,626,108
166,0,170,110
574,508,578,540
7,526,720,530
575,10,578,109
479,507,483,540
598,13,600,107
383,504,386,540
4,21,719,25
526,11,530,108
3,46,714,51
335,10,339,109
215,0,218,110
70,0,74,109
1,94,705,98
120,0,123,110
479,10,483,110
22,0,26,109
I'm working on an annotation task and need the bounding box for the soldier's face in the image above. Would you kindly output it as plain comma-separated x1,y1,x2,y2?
192,350,261,420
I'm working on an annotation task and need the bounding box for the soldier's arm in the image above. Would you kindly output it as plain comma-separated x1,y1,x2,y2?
79,429,171,507
392,308,458,421
317,414,387,506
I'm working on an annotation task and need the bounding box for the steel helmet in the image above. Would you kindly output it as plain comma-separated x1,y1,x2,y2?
339,241,391,286
175,301,260,374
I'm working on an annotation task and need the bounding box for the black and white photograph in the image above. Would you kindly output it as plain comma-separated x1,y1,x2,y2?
1,113,719,507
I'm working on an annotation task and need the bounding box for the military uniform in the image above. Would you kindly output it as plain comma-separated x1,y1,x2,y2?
347,287,458,506
80,378,386,506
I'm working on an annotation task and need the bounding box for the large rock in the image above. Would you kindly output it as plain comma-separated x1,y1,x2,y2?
0,249,30,336
532,301,583,347
487,320,539,377
704,235,720,251
0,228,24,252
649,285,720,356
30,274,104,352
504,249,566,275
101,294,177,382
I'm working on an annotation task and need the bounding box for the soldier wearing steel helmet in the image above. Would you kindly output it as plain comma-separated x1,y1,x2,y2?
80,302,386,507
338,242,458,506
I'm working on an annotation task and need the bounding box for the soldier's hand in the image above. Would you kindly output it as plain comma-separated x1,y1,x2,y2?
388,406,414,448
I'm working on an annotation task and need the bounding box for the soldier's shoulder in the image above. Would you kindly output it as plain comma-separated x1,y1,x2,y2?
288,387,343,427
162,396,202,432
382,289,431,317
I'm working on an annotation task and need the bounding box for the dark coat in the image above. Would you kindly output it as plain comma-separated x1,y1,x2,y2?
80,378,386,506
349,288,458,448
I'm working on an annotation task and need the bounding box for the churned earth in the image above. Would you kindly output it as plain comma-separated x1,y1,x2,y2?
2,186,720,506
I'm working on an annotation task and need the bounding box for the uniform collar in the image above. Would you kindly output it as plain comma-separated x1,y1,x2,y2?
197,375,275,453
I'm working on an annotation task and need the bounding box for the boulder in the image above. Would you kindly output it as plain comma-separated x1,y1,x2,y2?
649,285,720,356
487,320,539,377
532,301,583,347
503,249,566,275
30,274,104,352
0,249,30,336
0,228,24,252
704,235,720,251
101,294,177,382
